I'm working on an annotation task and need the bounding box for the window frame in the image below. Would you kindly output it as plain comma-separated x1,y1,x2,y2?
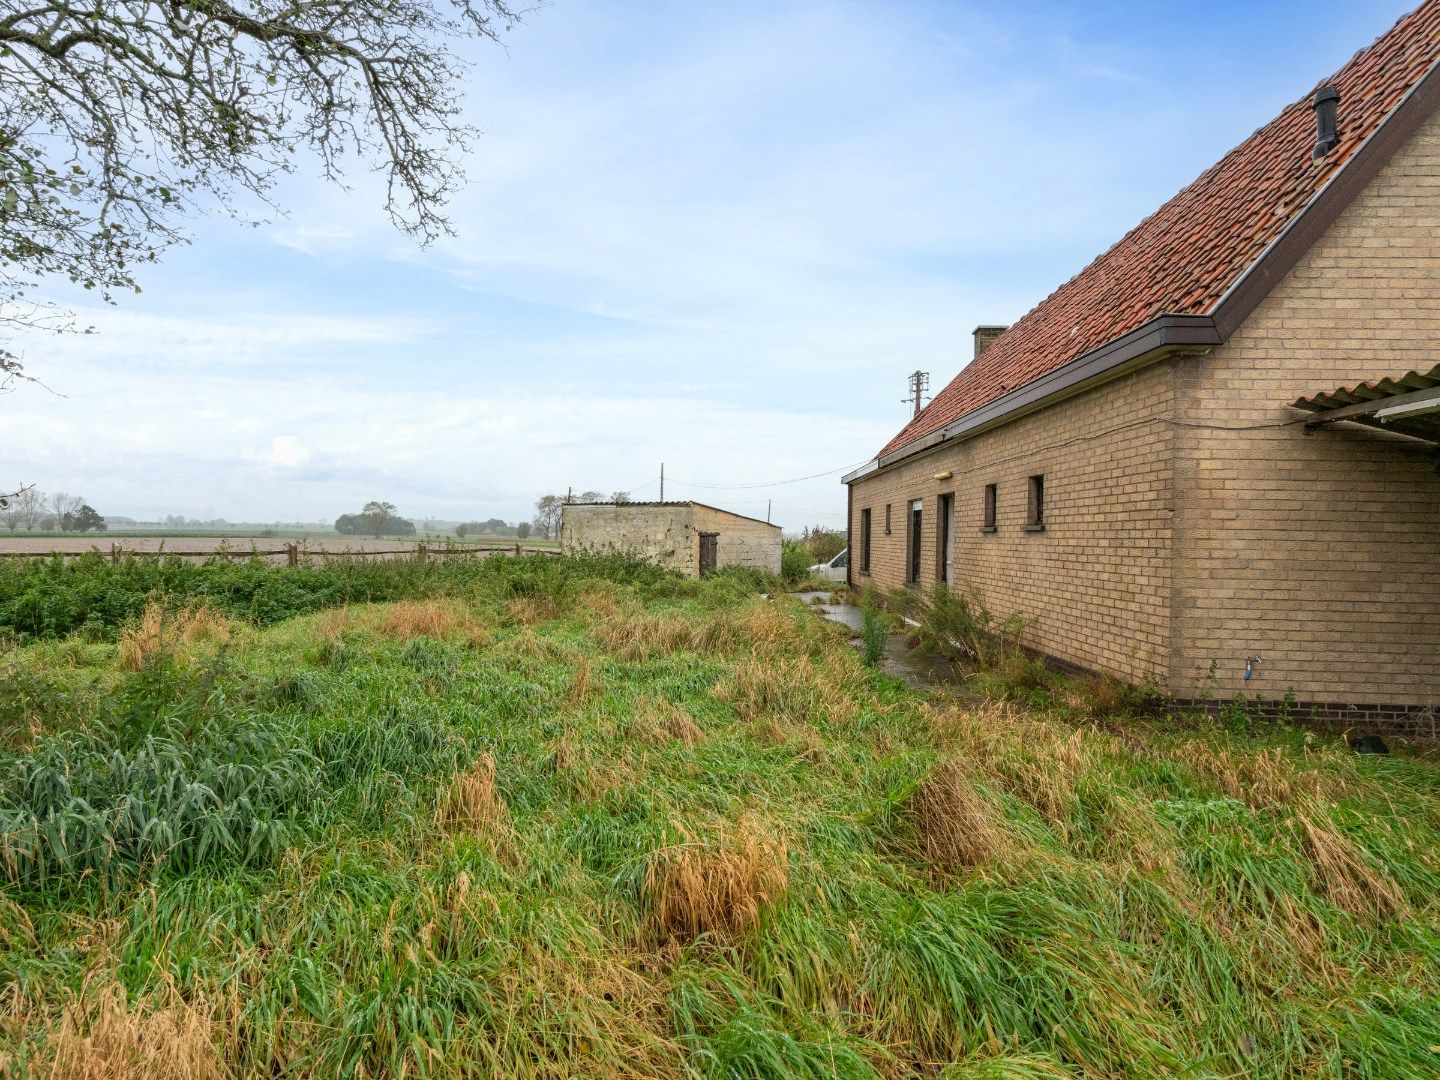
936,492,954,583
859,508,872,574
1023,474,1046,532
905,498,923,585
981,483,998,533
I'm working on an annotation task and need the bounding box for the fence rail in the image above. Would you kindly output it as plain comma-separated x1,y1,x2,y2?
0,542,562,564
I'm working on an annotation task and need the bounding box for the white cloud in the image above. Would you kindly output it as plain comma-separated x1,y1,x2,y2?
7,0,1403,531
5,331,882,526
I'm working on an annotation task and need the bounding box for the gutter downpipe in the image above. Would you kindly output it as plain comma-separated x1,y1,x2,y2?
845,479,853,590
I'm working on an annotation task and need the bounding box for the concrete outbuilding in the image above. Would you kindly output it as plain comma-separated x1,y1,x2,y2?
560,501,781,578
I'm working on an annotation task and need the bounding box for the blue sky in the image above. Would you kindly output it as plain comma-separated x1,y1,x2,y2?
6,0,1416,529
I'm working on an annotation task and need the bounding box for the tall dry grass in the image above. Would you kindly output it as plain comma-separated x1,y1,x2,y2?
312,598,490,647
36,981,230,1080
927,701,1097,839
1296,811,1408,920
901,761,1013,876
1169,743,1355,812
629,697,705,748
436,754,508,833
594,603,829,663
712,656,860,731
376,599,488,645
116,603,233,671
506,595,562,626
644,818,788,943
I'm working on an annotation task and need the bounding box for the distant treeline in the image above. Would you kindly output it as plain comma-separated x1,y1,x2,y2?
334,512,417,537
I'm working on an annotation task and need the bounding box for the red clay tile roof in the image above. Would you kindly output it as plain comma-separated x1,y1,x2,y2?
881,0,1440,458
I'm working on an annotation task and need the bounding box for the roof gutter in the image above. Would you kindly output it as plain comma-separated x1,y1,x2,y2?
847,313,1219,482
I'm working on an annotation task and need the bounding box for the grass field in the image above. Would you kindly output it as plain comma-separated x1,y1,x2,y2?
0,534,560,556
0,555,1437,1077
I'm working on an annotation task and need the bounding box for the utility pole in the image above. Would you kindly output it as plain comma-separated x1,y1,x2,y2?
903,370,930,417
660,463,664,502
767,499,771,523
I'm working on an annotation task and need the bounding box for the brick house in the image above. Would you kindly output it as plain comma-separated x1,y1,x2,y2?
844,2,1440,732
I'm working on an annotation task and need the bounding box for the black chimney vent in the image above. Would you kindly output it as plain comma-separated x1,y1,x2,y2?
1312,84,1340,159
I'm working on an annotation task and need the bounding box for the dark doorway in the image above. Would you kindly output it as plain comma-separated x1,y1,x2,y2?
937,493,953,584
699,532,718,576
906,500,923,584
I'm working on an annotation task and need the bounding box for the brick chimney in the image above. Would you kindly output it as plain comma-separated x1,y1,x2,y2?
973,325,1008,359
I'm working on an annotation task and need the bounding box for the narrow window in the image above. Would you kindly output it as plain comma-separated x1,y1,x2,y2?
906,499,923,584
936,493,953,583
982,484,997,532
884,503,892,535
859,508,872,573
1025,474,1045,531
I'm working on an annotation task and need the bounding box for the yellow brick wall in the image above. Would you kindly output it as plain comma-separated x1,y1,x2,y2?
1169,107,1440,707
849,362,1178,683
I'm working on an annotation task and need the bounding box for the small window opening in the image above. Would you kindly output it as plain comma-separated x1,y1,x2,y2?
982,483,997,532
859,508,872,573
884,503,892,535
1025,474,1045,531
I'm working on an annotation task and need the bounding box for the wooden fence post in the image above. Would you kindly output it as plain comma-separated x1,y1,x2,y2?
286,543,299,568
110,543,120,564
417,542,427,561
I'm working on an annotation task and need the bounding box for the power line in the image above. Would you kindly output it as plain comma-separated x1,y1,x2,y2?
770,499,846,521
664,458,872,491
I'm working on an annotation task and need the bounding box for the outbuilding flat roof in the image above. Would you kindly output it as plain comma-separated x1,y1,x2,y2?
561,501,781,530
1291,362,1440,443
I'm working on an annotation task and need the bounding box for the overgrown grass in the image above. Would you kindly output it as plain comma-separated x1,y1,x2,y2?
0,554,1436,1077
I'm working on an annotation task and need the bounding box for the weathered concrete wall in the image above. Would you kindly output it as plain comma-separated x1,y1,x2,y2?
692,504,782,575
560,504,696,574
561,503,781,578
1169,105,1440,714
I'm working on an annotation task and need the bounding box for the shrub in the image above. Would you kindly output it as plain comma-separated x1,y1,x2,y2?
0,550,679,642
797,527,846,564
859,603,889,668
904,582,1021,668
780,541,815,585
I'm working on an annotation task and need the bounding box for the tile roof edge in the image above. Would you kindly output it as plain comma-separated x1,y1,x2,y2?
867,54,1440,476
1212,52,1440,338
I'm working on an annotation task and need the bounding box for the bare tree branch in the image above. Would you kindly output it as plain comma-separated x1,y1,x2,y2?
0,0,530,382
